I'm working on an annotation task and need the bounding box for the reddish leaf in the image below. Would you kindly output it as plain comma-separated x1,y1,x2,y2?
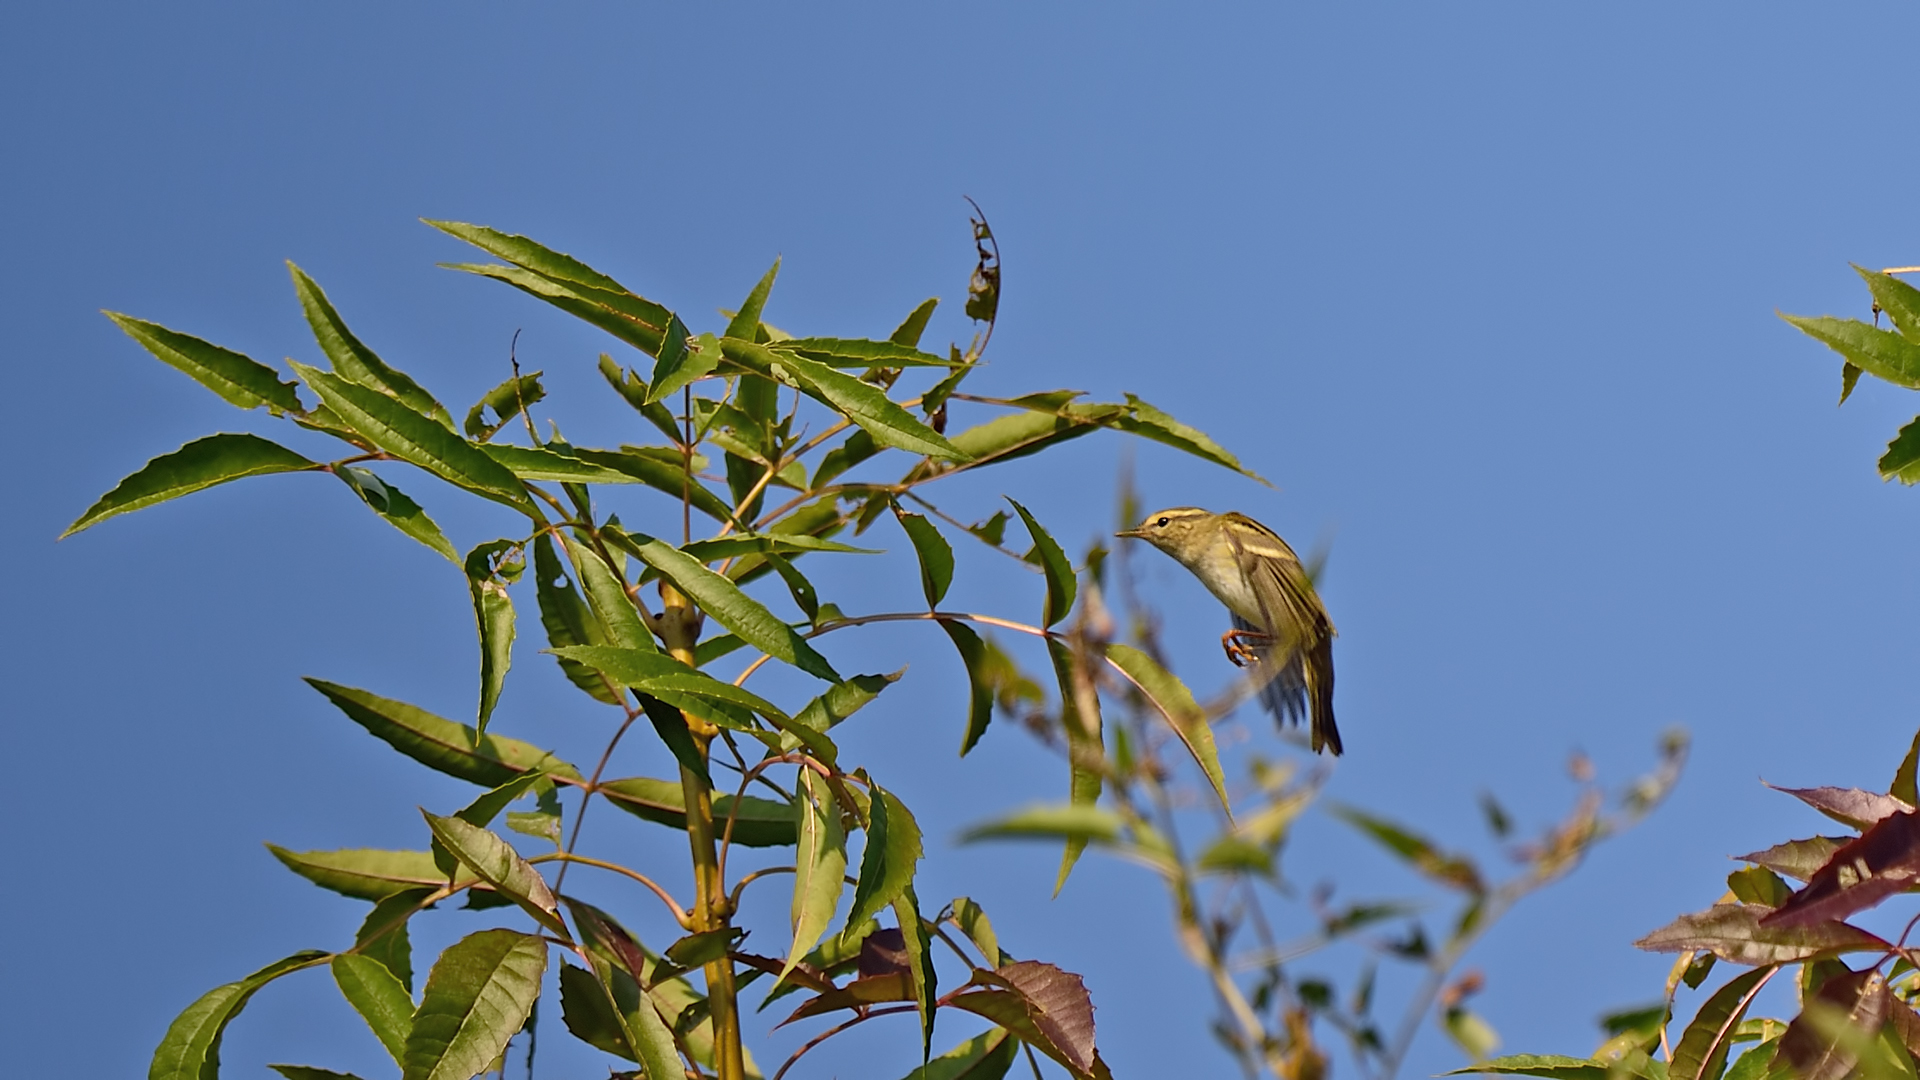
947,987,1112,1080
1886,997,1920,1060
1670,966,1776,1080
1774,968,1890,1080
1770,785,1913,830
1737,837,1850,882
964,961,1099,1079
1635,904,1888,965
776,973,912,1025
727,951,835,995
1763,811,1920,928
857,927,911,979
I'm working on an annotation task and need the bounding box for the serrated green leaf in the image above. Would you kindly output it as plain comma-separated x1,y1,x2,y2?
1672,967,1777,1080
725,258,781,343
427,220,670,351
899,1028,1019,1080
596,355,684,441
722,337,969,461
614,529,839,682
647,315,719,404
1010,500,1075,628
64,433,315,537
403,929,547,1080
463,371,545,441
548,645,812,744
463,540,520,734
289,263,451,426
422,812,564,935
1859,266,1920,343
680,533,879,562
778,337,955,368
356,887,431,993
557,533,656,654
332,954,414,1067
532,534,620,703
293,363,532,510
335,467,458,562
304,679,581,786
1114,394,1269,484
477,443,640,485
785,671,902,752
1728,866,1793,908
942,622,995,756
582,447,736,521
842,784,923,944
1783,314,1920,390
267,846,466,901
1103,643,1229,814
149,951,331,1080
106,311,302,413
785,768,848,985
599,776,797,847
890,299,939,348
942,403,1124,469
895,511,954,608
1635,904,1890,965
1880,416,1920,484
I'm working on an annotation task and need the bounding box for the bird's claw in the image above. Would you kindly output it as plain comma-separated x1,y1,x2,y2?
1220,628,1269,668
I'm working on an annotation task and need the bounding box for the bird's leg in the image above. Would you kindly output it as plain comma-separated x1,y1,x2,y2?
1221,628,1270,668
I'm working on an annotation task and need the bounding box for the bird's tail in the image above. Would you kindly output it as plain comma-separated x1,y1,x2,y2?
1305,635,1341,756
1235,615,1340,756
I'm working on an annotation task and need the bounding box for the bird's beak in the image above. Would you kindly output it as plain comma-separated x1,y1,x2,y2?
1114,528,1144,539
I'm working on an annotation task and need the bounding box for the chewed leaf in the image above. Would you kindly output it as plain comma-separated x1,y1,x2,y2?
64,433,315,537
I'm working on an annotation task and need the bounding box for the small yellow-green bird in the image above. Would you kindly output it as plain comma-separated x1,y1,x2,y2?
1117,507,1341,755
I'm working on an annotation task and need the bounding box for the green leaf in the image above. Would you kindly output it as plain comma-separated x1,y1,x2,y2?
149,951,331,1080
1330,805,1484,891
891,299,939,348
582,447,735,522
647,315,718,404
599,776,797,847
268,846,467,901
894,886,938,1061
596,355,684,442
292,363,531,510
289,263,451,426
722,337,970,461
814,428,881,488
1736,837,1849,882
1103,643,1230,814
1635,904,1890,965
896,511,954,608
332,954,414,1067
1671,967,1778,1080
549,645,792,726
1444,1054,1646,1080
356,887,431,992
842,784,923,944
463,540,520,734
943,402,1124,469
898,1028,1019,1080
63,433,315,537
951,897,1006,967
1446,1007,1502,1062
786,671,902,751
614,529,840,682
785,767,849,984
778,337,955,368
1728,866,1794,908
1046,639,1103,893
558,961,632,1059
427,221,670,354
269,1067,369,1080
558,532,656,654
1842,364,1864,405
1880,417,1920,484
532,534,620,703
335,467,458,562
476,443,638,485
725,258,781,342
463,372,545,442
942,622,995,756
1783,314,1920,390
403,929,547,1080
1896,728,1920,807
1009,500,1076,628
680,533,880,562
304,679,581,786
1859,266,1920,342
106,311,302,413
1113,394,1269,483
664,928,738,970
961,804,1128,846
421,812,564,935
586,952,684,1080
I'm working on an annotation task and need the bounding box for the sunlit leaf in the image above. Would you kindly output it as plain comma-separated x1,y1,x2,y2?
290,262,451,426
356,887,431,993
841,784,923,945
722,337,970,461
1443,1054,1654,1080
599,776,796,847
332,954,414,1067
943,622,995,756
952,961,1105,1080
63,433,315,537
549,645,796,728
1330,805,1483,892
1103,643,1229,813
1859,266,1920,343
1046,639,1103,893
725,258,781,343
1762,811,1920,929
532,535,620,703
1775,968,1891,1080
480,443,641,484
1880,417,1920,485
1782,313,1920,390
1727,866,1793,908
1113,394,1268,484
890,299,938,348
894,886,938,1060
898,1028,1018,1080
961,804,1128,846
428,220,670,355
1737,837,1849,882
267,847,467,901
335,467,458,562
304,679,580,786
1635,904,1889,965
895,510,954,608
463,540,520,734
1010,500,1075,628
1670,966,1777,1080
402,929,546,1080
778,337,954,368
106,311,302,412
784,768,849,985
647,315,719,404
1769,785,1912,830
557,532,655,654
596,355,683,442
149,951,331,1080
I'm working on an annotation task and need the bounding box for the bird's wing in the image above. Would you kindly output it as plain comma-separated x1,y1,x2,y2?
1224,521,1326,653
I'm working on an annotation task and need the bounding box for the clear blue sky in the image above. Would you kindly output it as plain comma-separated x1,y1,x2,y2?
8,5,1920,1078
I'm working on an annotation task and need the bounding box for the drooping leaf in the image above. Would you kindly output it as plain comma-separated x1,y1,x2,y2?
950,897,1006,967
268,847,466,901
895,511,954,608
941,402,1126,470
1783,313,1920,390
421,812,563,935
1046,638,1103,893
356,887,432,992
680,532,880,562
1635,904,1889,965
402,929,547,1080
613,529,839,681
1762,811,1920,929
589,952,684,1080
1010,500,1075,628
464,371,545,442
106,312,303,413
63,433,315,537
150,952,332,1080
463,540,520,735
1769,785,1912,830
596,355,684,442
785,671,902,752
1103,643,1229,814
814,428,880,488
722,337,970,462
785,768,848,985
599,776,796,847
1774,968,1891,1080
334,467,458,562
664,928,739,970
1671,966,1778,1080
332,954,414,1067
1113,394,1268,484
1737,836,1850,882
942,621,995,756
1880,418,1920,485
842,784,923,944
894,886,938,1061
292,363,532,510
898,1028,1019,1080
531,534,620,704
951,961,1104,1080
289,263,451,425
558,961,632,1059
1330,805,1483,892
304,679,581,786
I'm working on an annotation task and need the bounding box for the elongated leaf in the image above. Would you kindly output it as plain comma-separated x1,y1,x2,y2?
896,511,954,607
1010,500,1075,628
1103,643,1229,813
1783,314,1920,390
891,299,939,348
1896,728,1920,808
961,804,1128,845
842,784,923,944
268,846,470,901
785,671,902,752
943,403,1126,468
558,961,631,1059
943,621,995,755
292,363,531,510
597,355,684,442
725,257,781,342
549,645,791,724
289,263,451,426
1880,417,1920,484
615,529,839,681
421,812,563,934
463,541,519,734
950,897,1006,967
722,337,969,461
557,533,655,654
1860,266,1920,342
1113,394,1268,483
332,954,413,1067
580,447,735,522
464,371,544,441
1635,904,1889,965
304,679,581,786
648,314,718,403
592,952,684,1080
894,886,938,1061
600,776,796,847
1771,785,1912,830
532,535,620,703
64,433,315,537
1046,639,1103,893
356,887,431,992
107,312,302,412
681,533,879,561
444,260,669,355
899,1028,1018,1080
269,1067,368,1080
1776,968,1890,1080
403,929,547,1080
1330,805,1483,891
335,467,458,562
477,443,638,485
1671,966,1776,1080
972,961,1099,1080
1443,1055,1638,1080
778,337,953,368
786,768,848,984
1763,811,1920,928
1737,837,1849,882
150,951,331,1080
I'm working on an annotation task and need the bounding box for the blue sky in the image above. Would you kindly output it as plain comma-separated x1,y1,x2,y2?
8,5,1920,1078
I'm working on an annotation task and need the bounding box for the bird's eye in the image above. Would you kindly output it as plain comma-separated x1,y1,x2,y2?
1155,517,1170,528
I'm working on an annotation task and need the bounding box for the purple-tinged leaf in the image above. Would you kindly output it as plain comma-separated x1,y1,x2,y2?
1773,968,1890,1080
1635,904,1888,965
1737,837,1849,882
948,961,1112,1080
1769,784,1913,830
1763,811,1920,928
1670,966,1777,1080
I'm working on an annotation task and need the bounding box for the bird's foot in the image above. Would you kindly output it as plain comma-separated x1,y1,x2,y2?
1221,628,1269,668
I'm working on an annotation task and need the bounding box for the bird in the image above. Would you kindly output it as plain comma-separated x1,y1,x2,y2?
1116,507,1341,755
